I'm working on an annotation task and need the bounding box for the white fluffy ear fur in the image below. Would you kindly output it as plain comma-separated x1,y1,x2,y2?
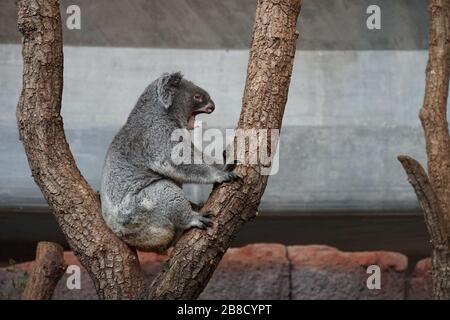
157,72,183,109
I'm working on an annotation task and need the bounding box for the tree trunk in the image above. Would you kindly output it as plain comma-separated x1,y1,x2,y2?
149,0,303,299
16,0,145,299
398,0,450,299
22,242,66,300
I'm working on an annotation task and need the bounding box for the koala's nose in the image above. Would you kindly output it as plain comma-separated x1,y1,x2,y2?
206,101,215,113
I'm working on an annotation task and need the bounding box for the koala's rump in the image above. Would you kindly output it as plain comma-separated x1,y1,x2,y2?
101,179,190,252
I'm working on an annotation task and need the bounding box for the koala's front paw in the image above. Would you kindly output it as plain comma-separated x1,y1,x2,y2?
216,171,242,183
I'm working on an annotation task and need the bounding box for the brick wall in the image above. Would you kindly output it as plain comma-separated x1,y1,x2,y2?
0,244,431,300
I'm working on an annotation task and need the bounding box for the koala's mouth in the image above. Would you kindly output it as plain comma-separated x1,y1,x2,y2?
187,104,215,129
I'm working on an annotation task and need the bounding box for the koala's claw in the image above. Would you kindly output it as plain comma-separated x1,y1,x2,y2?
228,172,243,182
223,150,240,165
200,212,214,227
190,212,213,229
224,163,236,172
202,211,213,219
218,171,243,183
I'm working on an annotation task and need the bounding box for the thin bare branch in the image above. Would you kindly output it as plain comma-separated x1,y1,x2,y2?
397,155,448,247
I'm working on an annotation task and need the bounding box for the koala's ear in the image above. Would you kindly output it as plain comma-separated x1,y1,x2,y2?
157,72,183,109
168,72,183,87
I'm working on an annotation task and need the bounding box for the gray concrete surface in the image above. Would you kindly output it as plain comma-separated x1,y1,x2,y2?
0,0,428,50
0,44,432,212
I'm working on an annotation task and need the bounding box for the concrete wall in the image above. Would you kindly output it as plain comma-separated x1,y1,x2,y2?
0,0,439,213
0,45,430,212
0,0,428,49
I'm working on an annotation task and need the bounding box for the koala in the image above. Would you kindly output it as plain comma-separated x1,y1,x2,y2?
100,72,240,253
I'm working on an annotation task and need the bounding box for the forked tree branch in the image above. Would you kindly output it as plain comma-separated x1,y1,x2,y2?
22,242,66,300
16,0,302,300
398,0,450,300
398,155,450,299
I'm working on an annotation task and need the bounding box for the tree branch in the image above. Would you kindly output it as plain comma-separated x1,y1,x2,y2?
149,0,303,299
22,242,66,300
398,155,450,299
419,0,450,215
16,0,145,299
398,0,450,300
397,156,448,247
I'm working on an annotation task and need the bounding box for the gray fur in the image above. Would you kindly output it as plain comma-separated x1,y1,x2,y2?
100,72,239,252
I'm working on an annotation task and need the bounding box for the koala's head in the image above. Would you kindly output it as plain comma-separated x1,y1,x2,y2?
156,72,215,129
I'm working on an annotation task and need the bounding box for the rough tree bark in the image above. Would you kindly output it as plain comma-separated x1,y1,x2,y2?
149,0,303,299
398,0,450,299
17,0,302,299
22,242,66,300
16,0,145,299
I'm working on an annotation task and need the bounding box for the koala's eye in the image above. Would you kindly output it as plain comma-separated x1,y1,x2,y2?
193,94,202,102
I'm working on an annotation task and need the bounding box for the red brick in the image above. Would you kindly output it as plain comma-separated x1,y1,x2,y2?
407,258,431,300
200,243,290,299
288,245,407,300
